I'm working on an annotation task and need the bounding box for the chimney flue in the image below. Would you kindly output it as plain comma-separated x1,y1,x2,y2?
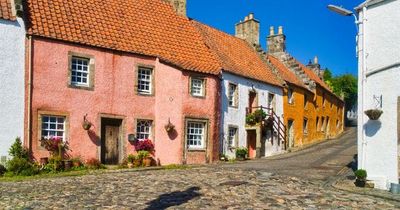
267,26,286,54
269,26,275,36
164,0,186,17
235,13,260,47
278,26,283,35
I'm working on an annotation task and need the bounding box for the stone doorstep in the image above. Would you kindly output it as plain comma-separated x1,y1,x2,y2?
332,169,400,203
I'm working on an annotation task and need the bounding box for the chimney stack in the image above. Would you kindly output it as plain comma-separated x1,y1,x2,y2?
267,26,286,54
235,13,260,47
307,56,325,79
165,0,186,17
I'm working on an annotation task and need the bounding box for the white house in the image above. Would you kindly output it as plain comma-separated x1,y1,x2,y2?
357,0,400,190
192,14,285,159
0,0,25,162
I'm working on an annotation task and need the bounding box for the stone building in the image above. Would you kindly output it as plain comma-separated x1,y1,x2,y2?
0,0,25,162
193,14,285,159
24,0,221,165
356,0,400,190
266,27,345,149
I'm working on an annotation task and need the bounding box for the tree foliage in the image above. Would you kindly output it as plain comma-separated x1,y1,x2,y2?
323,70,357,112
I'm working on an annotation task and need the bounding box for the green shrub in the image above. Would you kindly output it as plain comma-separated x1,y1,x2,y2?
6,157,38,176
254,109,267,121
235,147,248,159
137,151,150,160
127,154,137,163
246,114,256,125
9,137,29,159
43,156,63,173
355,169,367,180
0,164,6,176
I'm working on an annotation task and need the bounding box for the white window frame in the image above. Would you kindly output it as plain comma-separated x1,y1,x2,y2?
136,120,152,140
191,78,205,97
228,83,238,107
71,56,90,87
41,115,66,141
137,67,153,95
228,126,238,147
186,120,206,149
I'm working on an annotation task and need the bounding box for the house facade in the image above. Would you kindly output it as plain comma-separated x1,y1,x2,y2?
266,27,345,149
0,0,25,162
193,15,285,159
24,0,221,165
356,0,400,190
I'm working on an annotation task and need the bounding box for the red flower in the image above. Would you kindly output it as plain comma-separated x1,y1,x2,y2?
134,139,155,153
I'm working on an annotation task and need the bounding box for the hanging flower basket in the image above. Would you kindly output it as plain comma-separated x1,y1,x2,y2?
364,109,383,120
164,119,175,133
82,114,93,130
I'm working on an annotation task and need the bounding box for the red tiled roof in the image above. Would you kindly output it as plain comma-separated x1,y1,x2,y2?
294,59,332,92
267,55,307,89
26,0,221,75
192,20,282,87
0,0,16,21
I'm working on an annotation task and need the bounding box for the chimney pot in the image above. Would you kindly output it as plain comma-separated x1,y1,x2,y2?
278,26,283,35
249,13,254,19
314,56,319,64
269,26,275,36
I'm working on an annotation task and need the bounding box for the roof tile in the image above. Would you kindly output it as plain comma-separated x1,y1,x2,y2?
0,0,16,21
267,55,307,89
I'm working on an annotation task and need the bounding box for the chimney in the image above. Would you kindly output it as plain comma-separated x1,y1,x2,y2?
267,26,286,54
235,13,260,47
165,0,186,17
307,56,324,79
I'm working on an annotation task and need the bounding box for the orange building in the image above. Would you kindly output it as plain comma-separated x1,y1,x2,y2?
266,26,344,149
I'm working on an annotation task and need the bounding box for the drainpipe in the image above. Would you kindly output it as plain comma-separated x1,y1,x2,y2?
360,6,368,169
27,35,33,152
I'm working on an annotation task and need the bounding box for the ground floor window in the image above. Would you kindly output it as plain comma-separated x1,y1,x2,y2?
41,115,66,140
136,120,152,140
228,126,238,147
186,120,207,149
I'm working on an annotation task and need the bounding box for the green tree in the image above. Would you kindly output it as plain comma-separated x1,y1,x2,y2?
323,68,333,82
332,74,358,112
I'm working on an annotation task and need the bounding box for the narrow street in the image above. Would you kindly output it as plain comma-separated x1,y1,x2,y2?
221,127,357,181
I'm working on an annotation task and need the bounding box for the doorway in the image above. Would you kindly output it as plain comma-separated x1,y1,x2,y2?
288,120,294,148
101,118,122,165
247,130,257,159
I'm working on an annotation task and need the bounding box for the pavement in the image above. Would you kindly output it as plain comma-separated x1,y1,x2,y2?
1,127,400,209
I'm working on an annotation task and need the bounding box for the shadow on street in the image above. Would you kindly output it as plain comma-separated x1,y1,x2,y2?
145,187,201,210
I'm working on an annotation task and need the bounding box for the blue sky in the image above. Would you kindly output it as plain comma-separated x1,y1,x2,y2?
187,0,364,77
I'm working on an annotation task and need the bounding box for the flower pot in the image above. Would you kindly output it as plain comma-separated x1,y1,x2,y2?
127,162,134,169
236,156,245,161
133,159,141,167
143,157,152,167
82,122,92,130
63,160,73,170
355,179,366,187
40,157,49,166
364,109,383,120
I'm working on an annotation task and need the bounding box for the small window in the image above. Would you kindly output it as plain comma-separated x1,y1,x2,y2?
136,120,152,140
268,93,275,109
303,118,308,134
41,115,66,140
71,57,90,87
316,117,319,131
186,121,206,149
322,92,326,107
321,117,325,132
288,88,294,104
191,78,205,97
228,127,238,147
304,95,308,108
137,67,153,95
228,83,238,107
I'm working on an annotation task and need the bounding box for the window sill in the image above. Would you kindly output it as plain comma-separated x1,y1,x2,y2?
137,92,154,97
68,84,94,91
187,148,206,152
191,95,206,99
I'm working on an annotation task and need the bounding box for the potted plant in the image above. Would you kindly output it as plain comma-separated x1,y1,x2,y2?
236,147,248,161
138,151,151,167
71,157,83,167
63,159,73,170
364,109,383,120
254,109,267,122
246,113,256,125
127,154,136,168
354,169,367,187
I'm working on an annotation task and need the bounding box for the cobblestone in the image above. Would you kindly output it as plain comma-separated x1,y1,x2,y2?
0,167,399,209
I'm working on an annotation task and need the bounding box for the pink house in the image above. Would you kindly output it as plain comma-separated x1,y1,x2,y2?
24,0,221,165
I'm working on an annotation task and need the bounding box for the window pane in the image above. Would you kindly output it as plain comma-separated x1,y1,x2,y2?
71,57,90,86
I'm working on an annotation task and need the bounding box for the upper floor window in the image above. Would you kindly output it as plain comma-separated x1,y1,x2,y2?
228,83,238,107
71,57,90,86
304,94,308,108
191,78,205,97
268,93,275,110
41,115,65,140
136,120,152,140
228,126,238,147
186,120,207,149
137,67,153,95
288,88,294,104
322,92,326,107
316,117,319,131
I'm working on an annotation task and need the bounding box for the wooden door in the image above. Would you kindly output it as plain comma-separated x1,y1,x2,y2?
105,126,119,164
247,131,257,159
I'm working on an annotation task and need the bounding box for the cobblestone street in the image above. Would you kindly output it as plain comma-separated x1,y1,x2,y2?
0,167,399,209
1,128,399,209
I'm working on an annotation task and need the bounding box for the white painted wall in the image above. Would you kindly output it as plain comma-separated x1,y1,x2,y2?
0,17,25,161
220,72,284,158
357,0,400,190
